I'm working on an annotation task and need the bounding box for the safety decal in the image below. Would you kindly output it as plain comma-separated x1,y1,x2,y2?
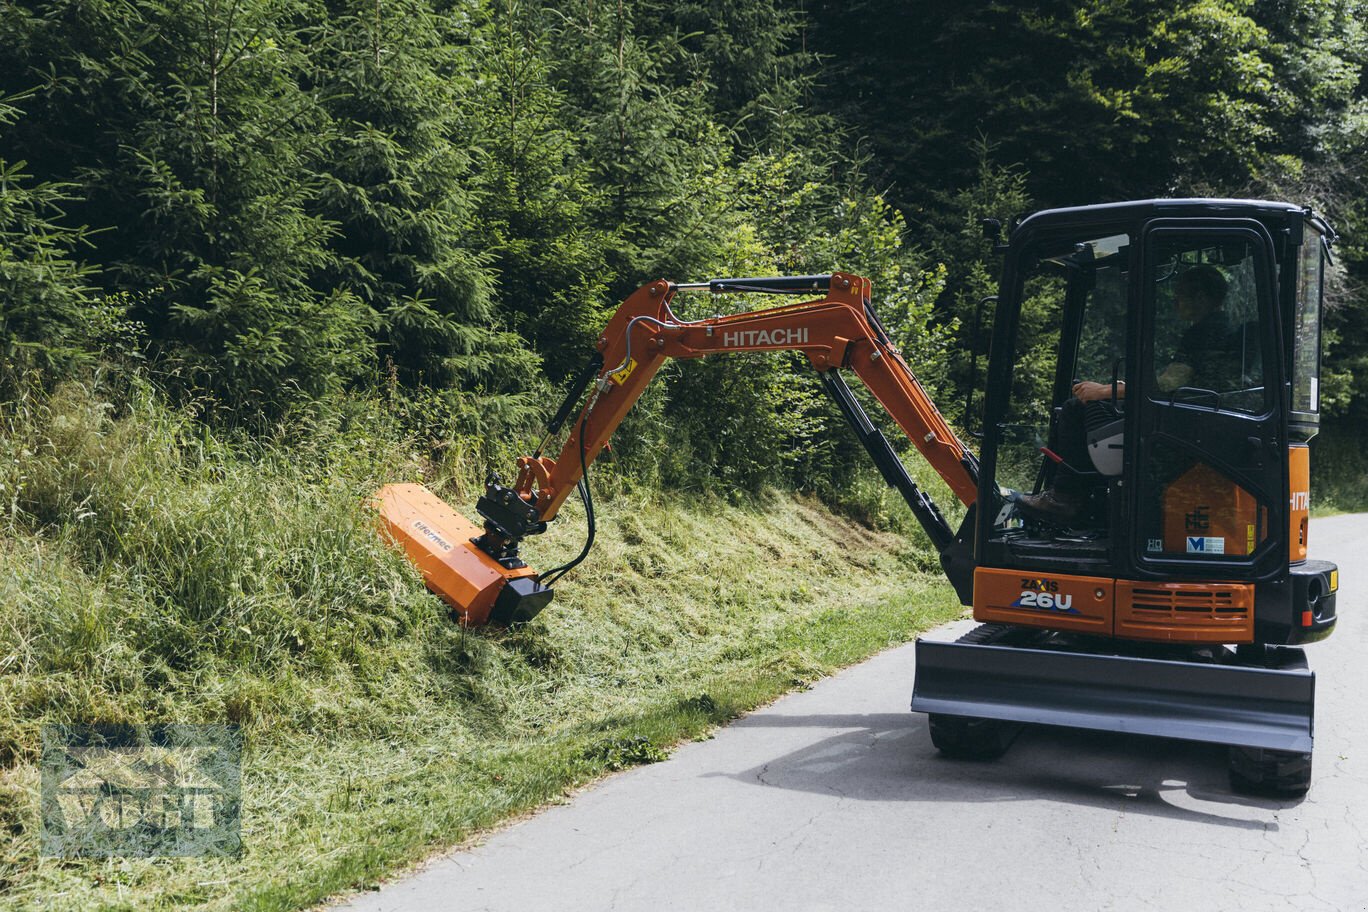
608,358,638,385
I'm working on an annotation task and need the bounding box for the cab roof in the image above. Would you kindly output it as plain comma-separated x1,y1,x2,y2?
1015,198,1328,240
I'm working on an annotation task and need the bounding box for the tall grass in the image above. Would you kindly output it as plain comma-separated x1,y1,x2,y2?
1311,417,1368,514
0,380,430,734
0,376,960,910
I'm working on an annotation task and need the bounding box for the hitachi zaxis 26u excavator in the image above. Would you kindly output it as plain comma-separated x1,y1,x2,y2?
377,199,1340,794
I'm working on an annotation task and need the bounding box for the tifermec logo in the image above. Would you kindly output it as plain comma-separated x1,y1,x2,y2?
41,724,241,857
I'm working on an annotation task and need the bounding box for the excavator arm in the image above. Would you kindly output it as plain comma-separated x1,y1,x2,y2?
376,272,980,625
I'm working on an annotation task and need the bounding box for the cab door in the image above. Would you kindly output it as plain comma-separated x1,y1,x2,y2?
1129,220,1288,581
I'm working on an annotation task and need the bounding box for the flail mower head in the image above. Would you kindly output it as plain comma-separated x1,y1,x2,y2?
374,483,553,626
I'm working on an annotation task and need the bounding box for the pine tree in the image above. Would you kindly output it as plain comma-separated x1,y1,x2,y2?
311,0,541,427
632,0,819,147
0,93,101,377
464,0,616,382
3,0,371,413
805,0,1364,211
547,0,735,286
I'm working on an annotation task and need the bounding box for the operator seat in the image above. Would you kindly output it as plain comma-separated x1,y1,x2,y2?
1084,400,1124,476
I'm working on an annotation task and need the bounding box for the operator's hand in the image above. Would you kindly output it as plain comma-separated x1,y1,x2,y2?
1072,380,1123,402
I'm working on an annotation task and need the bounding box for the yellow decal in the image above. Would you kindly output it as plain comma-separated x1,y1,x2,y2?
608,358,637,385
1246,524,1255,554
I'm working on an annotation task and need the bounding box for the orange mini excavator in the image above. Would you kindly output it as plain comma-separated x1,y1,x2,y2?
377,199,1340,793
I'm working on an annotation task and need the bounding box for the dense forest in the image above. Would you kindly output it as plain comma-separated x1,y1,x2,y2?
4,0,1365,498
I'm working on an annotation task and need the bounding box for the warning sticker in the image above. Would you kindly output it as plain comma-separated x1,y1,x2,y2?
608,358,638,385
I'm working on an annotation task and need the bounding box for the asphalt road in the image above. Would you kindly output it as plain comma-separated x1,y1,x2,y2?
337,515,1368,912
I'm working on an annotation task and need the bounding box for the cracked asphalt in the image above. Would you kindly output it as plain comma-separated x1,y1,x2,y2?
336,515,1368,912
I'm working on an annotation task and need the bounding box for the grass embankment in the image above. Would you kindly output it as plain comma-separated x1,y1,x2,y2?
0,381,962,911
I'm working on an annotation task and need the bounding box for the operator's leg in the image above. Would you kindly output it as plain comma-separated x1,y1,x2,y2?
1016,398,1094,524
1052,398,1093,497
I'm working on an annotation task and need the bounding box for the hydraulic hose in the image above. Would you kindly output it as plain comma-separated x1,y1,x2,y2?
537,416,596,587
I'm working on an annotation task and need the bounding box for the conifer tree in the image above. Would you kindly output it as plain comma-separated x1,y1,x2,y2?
805,0,1364,210
311,0,541,426
633,0,819,148
4,0,370,412
465,0,616,381
0,94,100,376
548,0,734,286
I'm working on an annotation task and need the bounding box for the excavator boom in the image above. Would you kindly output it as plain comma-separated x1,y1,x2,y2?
376,272,977,625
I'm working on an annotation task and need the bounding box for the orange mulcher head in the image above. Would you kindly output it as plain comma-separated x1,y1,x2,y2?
374,484,553,625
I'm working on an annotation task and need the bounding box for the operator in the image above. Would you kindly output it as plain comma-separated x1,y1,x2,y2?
1015,265,1231,524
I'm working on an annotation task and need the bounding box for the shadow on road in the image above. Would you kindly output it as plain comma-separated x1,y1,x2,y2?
708,712,1304,829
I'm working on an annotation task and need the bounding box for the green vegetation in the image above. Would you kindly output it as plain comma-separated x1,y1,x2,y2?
3,1,1368,907
4,1,1368,470
1312,418,1368,514
810,0,1368,472
0,378,959,910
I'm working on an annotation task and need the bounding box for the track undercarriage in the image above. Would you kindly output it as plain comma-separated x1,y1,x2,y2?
912,623,1316,794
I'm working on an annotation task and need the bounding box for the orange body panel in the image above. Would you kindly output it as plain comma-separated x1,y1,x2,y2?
375,484,536,625
1289,444,1310,563
1162,462,1261,557
1115,580,1254,643
976,568,1256,644
973,568,1113,634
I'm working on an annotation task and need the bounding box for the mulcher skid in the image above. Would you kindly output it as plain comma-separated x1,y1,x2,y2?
911,625,1314,754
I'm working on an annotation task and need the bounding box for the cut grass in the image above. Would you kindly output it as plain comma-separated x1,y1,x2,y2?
0,380,962,911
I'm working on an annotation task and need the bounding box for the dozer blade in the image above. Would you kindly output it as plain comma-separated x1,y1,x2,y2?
911,635,1314,752
374,484,552,626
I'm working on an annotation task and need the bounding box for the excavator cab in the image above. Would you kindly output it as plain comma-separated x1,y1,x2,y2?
973,200,1335,647
913,201,1338,789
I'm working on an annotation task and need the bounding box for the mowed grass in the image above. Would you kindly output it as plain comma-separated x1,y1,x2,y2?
0,380,962,911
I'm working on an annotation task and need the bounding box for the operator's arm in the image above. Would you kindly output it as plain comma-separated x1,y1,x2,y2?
1073,380,1125,402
